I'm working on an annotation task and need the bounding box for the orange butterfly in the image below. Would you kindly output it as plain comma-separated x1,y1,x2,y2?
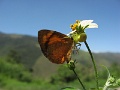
38,29,73,64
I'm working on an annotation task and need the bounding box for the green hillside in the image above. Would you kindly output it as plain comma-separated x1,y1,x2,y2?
0,32,120,78
0,32,41,68
0,32,120,90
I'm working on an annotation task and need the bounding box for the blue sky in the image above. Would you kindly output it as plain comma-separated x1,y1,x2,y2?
0,0,120,52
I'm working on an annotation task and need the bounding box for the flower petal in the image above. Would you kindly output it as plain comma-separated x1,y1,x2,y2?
67,30,76,36
88,23,98,28
80,20,93,27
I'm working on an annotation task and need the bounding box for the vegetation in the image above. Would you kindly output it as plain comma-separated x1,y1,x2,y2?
0,55,119,90
0,32,120,90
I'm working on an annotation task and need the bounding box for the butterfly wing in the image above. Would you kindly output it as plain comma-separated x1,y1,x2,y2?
38,29,73,64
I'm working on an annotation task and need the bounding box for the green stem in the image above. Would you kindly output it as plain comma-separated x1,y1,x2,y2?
102,65,110,90
72,69,86,90
103,84,108,90
84,41,99,90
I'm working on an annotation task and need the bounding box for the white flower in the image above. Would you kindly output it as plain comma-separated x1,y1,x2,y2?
79,20,98,29
67,20,98,36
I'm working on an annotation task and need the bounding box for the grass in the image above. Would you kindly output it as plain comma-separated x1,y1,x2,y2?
0,76,107,90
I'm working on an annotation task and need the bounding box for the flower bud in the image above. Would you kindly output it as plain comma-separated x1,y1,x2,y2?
79,33,87,42
67,60,75,70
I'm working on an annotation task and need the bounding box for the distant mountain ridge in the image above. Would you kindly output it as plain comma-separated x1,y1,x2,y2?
0,32,120,78
0,32,42,68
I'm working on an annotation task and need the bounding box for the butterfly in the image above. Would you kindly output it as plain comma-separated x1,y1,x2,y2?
38,29,73,64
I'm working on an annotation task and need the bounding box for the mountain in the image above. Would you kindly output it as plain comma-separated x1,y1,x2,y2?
0,32,41,68
0,32,120,78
